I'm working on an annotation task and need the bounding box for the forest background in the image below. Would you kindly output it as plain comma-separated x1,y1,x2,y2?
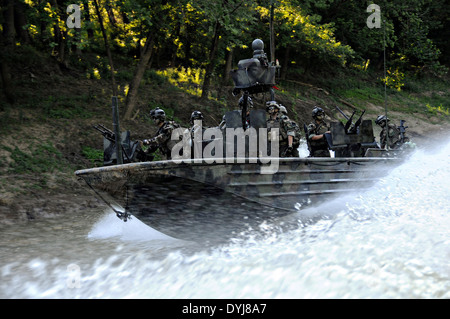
0,0,449,221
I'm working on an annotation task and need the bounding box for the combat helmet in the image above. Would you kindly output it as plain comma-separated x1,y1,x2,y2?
375,115,389,126
312,106,325,119
190,110,204,125
279,105,288,115
150,107,166,124
266,100,280,113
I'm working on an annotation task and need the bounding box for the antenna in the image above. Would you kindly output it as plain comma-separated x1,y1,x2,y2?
383,19,389,150
269,0,275,63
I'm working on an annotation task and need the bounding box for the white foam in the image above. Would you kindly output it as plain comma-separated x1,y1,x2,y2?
88,209,175,242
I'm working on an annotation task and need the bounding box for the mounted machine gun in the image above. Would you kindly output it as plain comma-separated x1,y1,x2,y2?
336,106,366,134
93,124,146,165
331,106,377,157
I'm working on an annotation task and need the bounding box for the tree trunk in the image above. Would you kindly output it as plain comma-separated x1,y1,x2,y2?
183,24,193,68
50,0,66,64
1,0,16,104
83,0,94,39
281,46,290,80
201,20,220,99
0,57,15,104
14,0,29,44
93,0,117,96
124,34,154,120
2,0,15,43
223,46,233,84
71,27,82,56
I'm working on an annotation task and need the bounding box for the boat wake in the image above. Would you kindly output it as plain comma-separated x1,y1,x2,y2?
87,209,177,242
1,141,449,299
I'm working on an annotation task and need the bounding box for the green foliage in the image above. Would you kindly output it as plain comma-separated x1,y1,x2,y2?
254,0,354,71
81,146,104,166
42,95,93,119
1,142,64,174
157,67,204,96
426,103,449,117
383,68,405,91
1,0,448,104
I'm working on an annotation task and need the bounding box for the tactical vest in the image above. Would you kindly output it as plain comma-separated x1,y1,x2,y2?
267,117,288,142
280,115,301,146
380,124,401,148
157,121,181,157
308,121,330,151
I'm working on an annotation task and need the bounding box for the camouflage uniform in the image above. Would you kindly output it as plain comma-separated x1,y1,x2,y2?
375,115,409,150
145,120,180,160
307,121,331,157
282,114,302,156
379,123,402,149
267,114,299,157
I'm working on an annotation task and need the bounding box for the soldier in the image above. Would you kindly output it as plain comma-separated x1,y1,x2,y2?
187,110,207,158
218,114,226,130
279,104,302,156
307,106,331,157
189,110,204,140
375,115,409,149
266,101,298,157
142,107,181,160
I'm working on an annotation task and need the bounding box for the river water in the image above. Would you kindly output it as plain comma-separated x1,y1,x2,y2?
1,141,449,299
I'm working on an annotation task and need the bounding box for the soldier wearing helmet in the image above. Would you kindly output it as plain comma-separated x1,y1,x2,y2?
375,115,408,149
142,107,181,160
306,106,331,157
189,110,205,140
279,104,302,157
266,101,298,157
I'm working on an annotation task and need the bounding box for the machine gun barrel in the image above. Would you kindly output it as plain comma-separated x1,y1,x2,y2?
354,110,366,130
335,106,350,121
93,124,115,142
336,106,356,133
344,111,356,132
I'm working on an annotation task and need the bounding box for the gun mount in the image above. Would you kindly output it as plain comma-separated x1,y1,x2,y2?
331,106,378,157
335,106,366,134
93,124,144,165
230,39,278,98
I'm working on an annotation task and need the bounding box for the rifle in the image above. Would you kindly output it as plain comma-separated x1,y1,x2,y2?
398,120,408,143
348,110,365,134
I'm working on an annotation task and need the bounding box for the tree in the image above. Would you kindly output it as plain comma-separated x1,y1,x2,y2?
122,0,181,119
1,0,17,104
93,0,117,95
191,0,255,99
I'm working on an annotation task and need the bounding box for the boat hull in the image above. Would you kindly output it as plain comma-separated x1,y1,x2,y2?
75,157,400,238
